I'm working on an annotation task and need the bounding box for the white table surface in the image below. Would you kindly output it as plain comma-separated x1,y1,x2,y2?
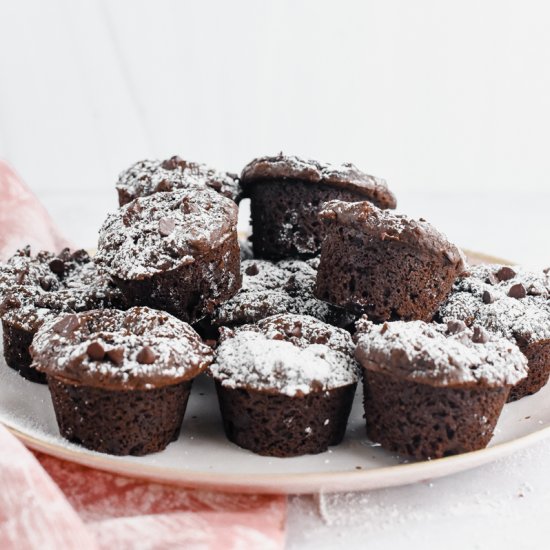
35,187,550,550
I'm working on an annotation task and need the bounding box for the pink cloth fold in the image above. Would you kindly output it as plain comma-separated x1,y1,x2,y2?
0,162,287,549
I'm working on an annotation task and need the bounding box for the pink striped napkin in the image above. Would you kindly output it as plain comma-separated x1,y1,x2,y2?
0,160,287,550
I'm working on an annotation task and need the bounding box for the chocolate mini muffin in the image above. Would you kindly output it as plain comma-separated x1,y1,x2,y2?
0,247,125,383
116,156,242,206
204,258,355,334
439,264,550,401
355,319,528,459
210,314,359,457
30,307,212,456
95,188,241,324
240,153,397,259
314,201,466,322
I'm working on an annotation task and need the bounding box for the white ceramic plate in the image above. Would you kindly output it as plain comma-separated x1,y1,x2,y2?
2,334,550,495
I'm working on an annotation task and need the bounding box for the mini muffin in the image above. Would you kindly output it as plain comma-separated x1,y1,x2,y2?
210,314,359,457
202,258,355,336
439,264,550,401
354,319,528,459
314,200,466,322
30,307,212,456
95,188,241,324
240,153,397,259
0,247,125,383
116,156,242,206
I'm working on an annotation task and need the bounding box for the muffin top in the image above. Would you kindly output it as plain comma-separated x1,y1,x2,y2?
438,264,550,346
240,153,397,209
116,156,242,205
211,258,355,328
0,247,124,332
320,200,466,271
354,318,528,388
31,307,213,390
210,314,359,396
95,188,238,281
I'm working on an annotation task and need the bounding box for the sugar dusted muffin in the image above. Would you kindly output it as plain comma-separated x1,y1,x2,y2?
31,307,213,456
95,188,241,324
116,156,242,206
439,264,550,401
210,314,359,457
354,319,528,459
0,247,125,383
240,153,396,259
314,200,466,322
205,258,355,333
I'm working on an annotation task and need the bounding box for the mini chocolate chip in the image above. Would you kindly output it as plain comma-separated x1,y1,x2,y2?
16,271,27,285
106,348,124,365
496,266,516,282
472,326,489,344
508,283,527,299
52,314,80,335
70,249,90,263
245,263,259,276
49,258,65,275
39,277,53,291
155,179,173,193
482,290,494,304
208,179,222,191
158,217,176,237
87,341,105,361
380,323,389,334
136,346,156,364
161,156,186,170
446,319,468,334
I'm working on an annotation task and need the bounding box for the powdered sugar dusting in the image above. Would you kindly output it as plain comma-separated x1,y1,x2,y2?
439,264,550,343
210,314,359,396
116,157,242,204
31,307,213,390
355,319,528,387
212,259,355,328
240,153,396,209
95,188,238,280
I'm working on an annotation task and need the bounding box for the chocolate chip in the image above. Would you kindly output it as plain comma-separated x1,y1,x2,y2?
39,277,53,291
158,217,176,237
380,323,389,335
86,341,105,361
16,271,27,285
71,249,90,263
155,179,173,193
482,290,494,304
245,264,259,276
52,314,80,335
446,319,468,334
136,346,156,364
49,258,65,276
508,283,527,299
496,266,516,282
472,326,489,344
161,156,186,170
485,273,499,285
106,348,124,365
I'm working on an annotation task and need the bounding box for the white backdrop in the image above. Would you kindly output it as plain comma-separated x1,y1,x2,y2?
0,0,549,262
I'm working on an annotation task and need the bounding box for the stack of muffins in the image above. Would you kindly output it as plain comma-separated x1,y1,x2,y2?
0,152,546,460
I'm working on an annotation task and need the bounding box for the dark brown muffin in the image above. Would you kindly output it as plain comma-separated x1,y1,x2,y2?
0,247,125,383
210,314,359,457
314,200,466,322
95,188,241,324
116,156,242,206
30,307,213,456
354,319,528,460
199,258,355,338
438,264,550,401
240,153,397,259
